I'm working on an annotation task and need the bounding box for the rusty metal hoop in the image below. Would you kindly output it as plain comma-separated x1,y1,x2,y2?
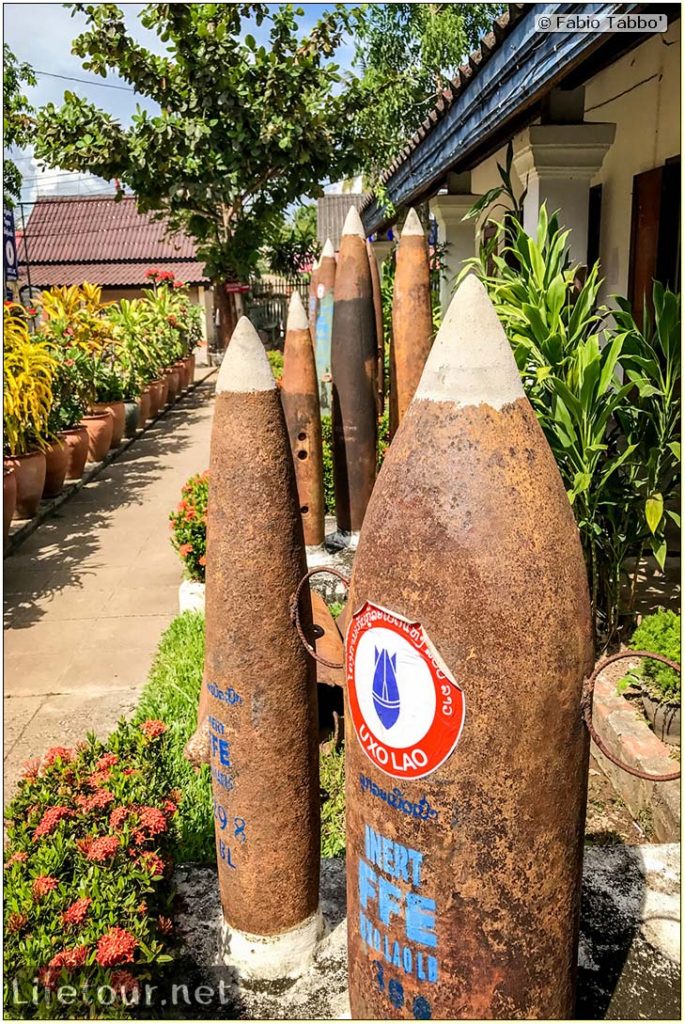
290,566,350,669
582,649,681,783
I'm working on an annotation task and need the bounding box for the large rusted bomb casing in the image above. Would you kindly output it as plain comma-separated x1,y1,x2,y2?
331,207,378,535
345,276,593,1019
315,239,336,413
367,241,385,417
204,317,321,975
281,290,325,548
308,258,320,341
391,208,433,435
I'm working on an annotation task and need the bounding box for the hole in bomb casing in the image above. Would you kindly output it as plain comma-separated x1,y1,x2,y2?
300,505,309,515
297,450,307,460
298,432,307,441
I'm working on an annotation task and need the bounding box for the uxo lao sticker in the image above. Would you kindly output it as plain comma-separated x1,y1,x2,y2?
347,602,465,779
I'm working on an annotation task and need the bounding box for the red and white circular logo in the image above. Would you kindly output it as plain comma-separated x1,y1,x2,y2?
346,602,466,780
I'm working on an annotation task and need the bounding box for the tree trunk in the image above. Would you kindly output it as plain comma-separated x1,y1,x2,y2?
214,280,239,350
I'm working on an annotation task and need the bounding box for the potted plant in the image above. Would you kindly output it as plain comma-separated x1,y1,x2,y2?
43,345,91,490
618,609,681,745
169,470,208,612
91,361,126,449
109,299,159,429
4,466,16,543
3,303,56,518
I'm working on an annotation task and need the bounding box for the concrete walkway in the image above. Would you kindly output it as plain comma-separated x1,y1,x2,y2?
4,373,215,801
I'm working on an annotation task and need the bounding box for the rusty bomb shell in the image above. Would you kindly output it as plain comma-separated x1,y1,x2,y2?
367,240,385,416
390,207,433,433
314,238,336,413
345,275,593,1019
331,206,378,536
308,257,320,341
281,290,325,548
204,317,321,978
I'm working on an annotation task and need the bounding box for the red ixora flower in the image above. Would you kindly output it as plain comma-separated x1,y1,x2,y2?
76,789,114,813
109,805,133,830
132,806,167,845
198,555,206,567
158,270,174,282
7,912,27,933
95,753,119,771
145,268,160,279
87,768,112,788
139,851,165,877
62,897,92,926
43,747,73,767
178,543,193,557
5,851,28,867
85,835,119,862
49,944,89,970
140,719,167,739
173,281,185,289
110,970,140,999
22,758,41,780
32,875,59,900
33,806,74,840
122,767,138,777
95,927,138,967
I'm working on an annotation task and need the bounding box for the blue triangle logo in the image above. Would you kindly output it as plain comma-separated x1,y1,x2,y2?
372,646,400,729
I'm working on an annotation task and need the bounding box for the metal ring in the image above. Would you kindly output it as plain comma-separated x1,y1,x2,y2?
290,566,350,669
582,649,680,782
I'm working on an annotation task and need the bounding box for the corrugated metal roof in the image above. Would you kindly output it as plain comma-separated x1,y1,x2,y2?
20,260,207,288
19,194,198,264
317,193,366,249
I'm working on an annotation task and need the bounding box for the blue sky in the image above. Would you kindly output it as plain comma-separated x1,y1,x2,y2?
4,3,357,203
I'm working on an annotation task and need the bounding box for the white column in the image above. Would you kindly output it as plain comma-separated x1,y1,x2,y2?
429,194,480,315
513,123,615,267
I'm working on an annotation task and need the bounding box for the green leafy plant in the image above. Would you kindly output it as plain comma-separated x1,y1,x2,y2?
3,722,178,1019
3,44,36,206
267,350,284,382
320,745,345,858
169,472,208,583
321,415,335,516
619,610,681,704
4,303,56,456
45,345,91,435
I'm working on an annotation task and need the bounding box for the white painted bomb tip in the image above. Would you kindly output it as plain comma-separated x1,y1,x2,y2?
401,207,425,237
216,316,276,394
321,238,335,258
287,289,310,332
415,274,524,410
220,909,324,981
341,205,365,239
312,256,320,271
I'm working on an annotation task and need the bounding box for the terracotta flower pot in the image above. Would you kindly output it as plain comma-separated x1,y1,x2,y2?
138,388,151,428
43,436,69,498
166,368,181,403
92,401,125,449
62,426,89,481
123,400,140,439
159,377,169,408
174,360,189,391
81,412,114,463
6,450,47,520
148,380,164,418
188,353,196,384
4,467,17,543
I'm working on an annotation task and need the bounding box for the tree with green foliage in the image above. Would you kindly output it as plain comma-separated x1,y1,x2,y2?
35,3,362,344
352,3,503,188
3,44,36,207
263,203,319,277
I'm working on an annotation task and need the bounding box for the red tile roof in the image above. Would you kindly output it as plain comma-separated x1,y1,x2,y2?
18,194,208,286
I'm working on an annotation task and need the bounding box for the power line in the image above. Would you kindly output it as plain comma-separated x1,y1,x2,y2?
35,69,135,93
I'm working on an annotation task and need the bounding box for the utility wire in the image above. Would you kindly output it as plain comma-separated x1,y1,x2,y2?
35,69,136,93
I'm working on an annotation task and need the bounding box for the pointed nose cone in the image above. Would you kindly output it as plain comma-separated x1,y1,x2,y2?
416,274,523,410
321,238,335,258
216,316,275,394
287,290,310,333
401,207,425,238
341,205,365,239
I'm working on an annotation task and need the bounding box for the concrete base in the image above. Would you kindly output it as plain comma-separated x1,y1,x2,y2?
306,543,354,603
174,844,680,1019
220,910,324,981
178,579,206,615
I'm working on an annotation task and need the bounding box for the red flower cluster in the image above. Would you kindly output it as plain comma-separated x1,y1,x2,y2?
87,767,112,788
33,805,74,840
22,758,41,780
110,969,140,998
7,912,27,933
178,543,192,557
110,806,133,830
33,875,59,900
84,835,120,862
43,747,73,766
95,753,119,771
132,806,167,845
76,789,114,813
62,897,92,926
95,927,138,967
140,720,167,739
40,944,90,988
139,851,165,877
5,851,28,867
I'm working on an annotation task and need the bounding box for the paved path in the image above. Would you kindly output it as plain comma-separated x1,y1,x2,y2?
4,373,215,801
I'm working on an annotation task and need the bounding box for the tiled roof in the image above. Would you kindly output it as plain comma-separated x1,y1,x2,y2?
20,260,207,288
18,193,203,269
359,4,528,219
317,193,366,249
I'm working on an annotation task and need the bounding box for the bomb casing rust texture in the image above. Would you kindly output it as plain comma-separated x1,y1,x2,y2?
367,240,385,417
203,317,321,978
390,208,434,434
281,290,325,548
315,239,336,414
331,206,378,535
344,276,593,1019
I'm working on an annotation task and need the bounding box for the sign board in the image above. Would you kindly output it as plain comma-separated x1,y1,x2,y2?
4,209,18,282
223,282,250,294
347,602,465,780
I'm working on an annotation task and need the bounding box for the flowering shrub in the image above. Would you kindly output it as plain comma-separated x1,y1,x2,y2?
3,721,178,1019
169,471,208,582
